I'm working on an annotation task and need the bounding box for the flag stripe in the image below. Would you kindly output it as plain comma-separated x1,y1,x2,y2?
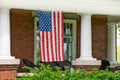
44,32,48,62
40,32,43,61
51,12,55,61
53,12,57,61
56,12,59,61
48,32,52,62
58,12,60,61
61,13,64,61
61,12,64,61
40,32,44,61
46,32,50,62
50,32,53,62
59,12,63,61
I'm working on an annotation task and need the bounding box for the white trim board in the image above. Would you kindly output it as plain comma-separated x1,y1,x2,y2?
0,0,120,15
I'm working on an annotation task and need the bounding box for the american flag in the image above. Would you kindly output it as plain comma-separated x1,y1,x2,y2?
38,10,64,62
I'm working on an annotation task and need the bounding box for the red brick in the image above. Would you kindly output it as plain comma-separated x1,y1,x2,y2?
0,65,18,80
73,65,100,71
92,15,108,59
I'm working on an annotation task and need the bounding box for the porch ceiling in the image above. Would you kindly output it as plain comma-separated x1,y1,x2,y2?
0,0,120,16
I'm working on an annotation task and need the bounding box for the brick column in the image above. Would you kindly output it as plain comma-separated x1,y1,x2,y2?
0,60,19,80
0,8,20,79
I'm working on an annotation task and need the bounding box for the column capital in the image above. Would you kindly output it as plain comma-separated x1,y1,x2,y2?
107,22,117,26
81,13,92,16
77,13,92,16
0,8,10,13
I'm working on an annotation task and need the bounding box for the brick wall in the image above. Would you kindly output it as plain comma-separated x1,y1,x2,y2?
92,15,108,60
10,9,34,72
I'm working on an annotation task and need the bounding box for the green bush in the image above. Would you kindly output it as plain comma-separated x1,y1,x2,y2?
17,64,120,80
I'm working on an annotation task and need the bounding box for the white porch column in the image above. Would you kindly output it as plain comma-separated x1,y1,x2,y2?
107,23,117,62
0,8,15,59
79,14,96,60
72,14,100,66
107,23,120,68
0,9,20,79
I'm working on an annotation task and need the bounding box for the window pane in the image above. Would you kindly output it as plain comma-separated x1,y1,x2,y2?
64,23,73,37
64,38,73,61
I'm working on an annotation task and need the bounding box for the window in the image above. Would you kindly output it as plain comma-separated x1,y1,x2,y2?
64,19,77,61
117,23,120,62
34,18,77,64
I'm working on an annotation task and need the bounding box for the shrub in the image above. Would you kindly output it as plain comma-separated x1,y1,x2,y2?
16,64,120,80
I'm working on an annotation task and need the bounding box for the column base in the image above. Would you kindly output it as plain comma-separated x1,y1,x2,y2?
77,57,97,61
110,61,120,68
72,59,101,65
72,59,101,71
0,59,20,65
0,59,20,79
0,56,15,59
